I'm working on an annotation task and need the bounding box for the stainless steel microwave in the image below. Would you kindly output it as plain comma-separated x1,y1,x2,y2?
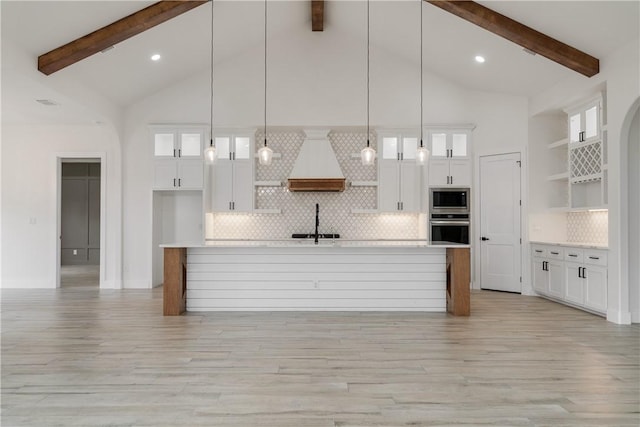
430,188,470,213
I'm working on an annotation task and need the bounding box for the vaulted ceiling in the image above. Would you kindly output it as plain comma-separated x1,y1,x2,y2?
2,1,639,115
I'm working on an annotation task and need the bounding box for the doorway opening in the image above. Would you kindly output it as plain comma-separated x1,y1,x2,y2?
57,156,105,289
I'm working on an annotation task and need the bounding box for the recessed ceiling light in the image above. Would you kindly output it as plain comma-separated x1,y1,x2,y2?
474,55,486,63
151,54,161,61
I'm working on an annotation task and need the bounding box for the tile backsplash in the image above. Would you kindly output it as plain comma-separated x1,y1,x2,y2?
567,211,608,245
208,129,422,240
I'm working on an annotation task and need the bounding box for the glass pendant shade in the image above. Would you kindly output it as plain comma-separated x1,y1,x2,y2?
416,146,430,165
258,144,273,165
360,145,376,166
204,142,217,165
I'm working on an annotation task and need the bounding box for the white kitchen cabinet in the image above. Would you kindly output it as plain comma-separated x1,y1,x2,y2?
427,129,472,187
211,132,254,212
567,98,601,145
151,127,205,190
378,132,421,212
531,243,607,316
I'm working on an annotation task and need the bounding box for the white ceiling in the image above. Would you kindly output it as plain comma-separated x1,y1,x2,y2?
1,1,638,118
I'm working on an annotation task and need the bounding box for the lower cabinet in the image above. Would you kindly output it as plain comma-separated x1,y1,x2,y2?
531,243,607,316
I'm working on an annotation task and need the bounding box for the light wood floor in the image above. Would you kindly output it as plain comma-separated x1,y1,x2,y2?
2,282,638,426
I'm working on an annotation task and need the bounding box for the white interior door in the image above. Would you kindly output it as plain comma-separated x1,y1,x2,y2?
480,153,522,292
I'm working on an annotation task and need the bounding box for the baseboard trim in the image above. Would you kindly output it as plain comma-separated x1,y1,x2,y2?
607,309,632,325
631,310,640,324
0,279,55,289
123,279,151,289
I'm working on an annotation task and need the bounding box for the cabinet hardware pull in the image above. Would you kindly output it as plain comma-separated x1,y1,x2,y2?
173,149,176,157
535,250,543,253
173,178,176,187
583,268,587,279
568,254,578,257
450,175,453,184
178,178,181,187
589,256,599,260
178,149,181,157
551,251,559,255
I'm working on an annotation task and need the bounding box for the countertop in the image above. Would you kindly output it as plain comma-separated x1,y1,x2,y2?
530,240,608,250
161,239,471,249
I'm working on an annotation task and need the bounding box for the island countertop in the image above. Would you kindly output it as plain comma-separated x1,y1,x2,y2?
161,239,470,248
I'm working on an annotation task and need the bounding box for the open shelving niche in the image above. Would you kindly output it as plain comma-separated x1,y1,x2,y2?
545,94,608,212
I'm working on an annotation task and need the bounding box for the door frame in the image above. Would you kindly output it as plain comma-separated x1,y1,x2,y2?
474,149,529,293
55,152,107,289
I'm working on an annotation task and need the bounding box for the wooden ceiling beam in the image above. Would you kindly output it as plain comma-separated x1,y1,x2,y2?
38,0,208,75
425,0,599,77
312,0,324,32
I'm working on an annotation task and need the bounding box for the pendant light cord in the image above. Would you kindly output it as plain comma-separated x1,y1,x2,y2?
419,0,423,147
210,0,214,147
366,0,370,148
264,0,268,147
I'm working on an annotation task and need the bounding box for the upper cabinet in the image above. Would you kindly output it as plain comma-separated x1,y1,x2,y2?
151,126,205,190
568,98,601,145
210,131,254,212
427,129,472,187
377,131,421,212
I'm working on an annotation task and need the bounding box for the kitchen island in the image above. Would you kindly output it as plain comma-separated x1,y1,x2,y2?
162,240,470,316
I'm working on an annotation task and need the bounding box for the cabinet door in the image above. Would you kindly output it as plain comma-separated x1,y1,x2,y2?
153,160,178,189
153,131,177,158
532,258,548,294
584,265,607,313
178,131,203,158
547,260,565,299
212,161,233,211
428,160,450,187
428,132,448,159
450,132,469,158
399,162,420,212
178,159,203,189
449,159,471,187
232,160,253,212
379,160,400,211
565,263,584,305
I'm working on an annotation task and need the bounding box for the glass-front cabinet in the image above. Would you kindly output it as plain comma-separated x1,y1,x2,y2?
426,128,472,187
378,131,421,212
210,131,254,212
151,126,205,190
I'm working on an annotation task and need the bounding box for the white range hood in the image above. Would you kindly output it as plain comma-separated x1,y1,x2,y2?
288,129,346,192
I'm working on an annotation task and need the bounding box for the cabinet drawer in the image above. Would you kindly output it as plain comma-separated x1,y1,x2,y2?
531,245,547,258
564,249,584,263
547,247,564,259
584,250,607,266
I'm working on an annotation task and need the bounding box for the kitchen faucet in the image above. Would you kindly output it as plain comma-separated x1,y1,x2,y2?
314,203,319,244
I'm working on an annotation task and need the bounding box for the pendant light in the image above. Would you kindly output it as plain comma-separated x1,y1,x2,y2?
257,0,273,166
360,0,376,166
416,0,430,165
204,0,217,165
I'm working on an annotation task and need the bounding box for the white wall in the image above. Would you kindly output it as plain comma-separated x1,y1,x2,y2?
529,38,640,324
1,124,122,288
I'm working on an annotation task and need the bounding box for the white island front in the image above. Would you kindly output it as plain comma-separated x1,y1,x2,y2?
162,241,470,315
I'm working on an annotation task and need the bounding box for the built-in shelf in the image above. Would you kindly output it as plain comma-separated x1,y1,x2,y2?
253,153,282,159
254,180,282,187
350,181,378,187
571,173,602,184
547,172,569,181
548,138,569,149
253,209,281,214
351,209,379,214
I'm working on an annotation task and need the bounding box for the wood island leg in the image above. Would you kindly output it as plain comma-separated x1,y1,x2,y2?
163,247,187,316
446,247,470,316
